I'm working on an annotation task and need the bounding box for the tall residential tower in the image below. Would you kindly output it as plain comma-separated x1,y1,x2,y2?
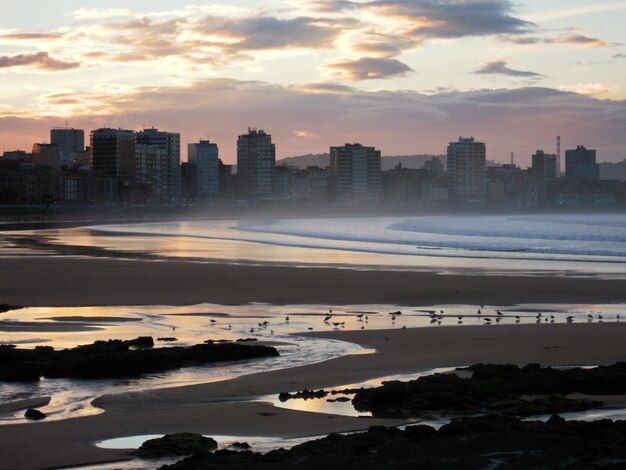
237,128,275,199
446,137,486,203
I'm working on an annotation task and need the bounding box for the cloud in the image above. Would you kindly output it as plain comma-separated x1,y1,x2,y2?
558,83,619,96
476,60,543,78
195,15,353,51
3,80,624,165
547,34,616,47
0,33,62,41
364,0,534,39
328,57,414,80
0,52,79,71
501,34,616,48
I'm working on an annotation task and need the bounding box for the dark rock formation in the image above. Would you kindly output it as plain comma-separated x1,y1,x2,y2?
229,442,251,450
0,303,22,314
136,433,217,458
159,416,626,470
24,408,46,420
352,363,626,418
0,337,279,382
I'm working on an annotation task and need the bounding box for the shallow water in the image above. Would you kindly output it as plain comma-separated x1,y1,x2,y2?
1,302,624,424
7,214,626,277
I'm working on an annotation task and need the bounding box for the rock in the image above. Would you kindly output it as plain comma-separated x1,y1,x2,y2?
352,362,626,418
123,336,154,348
278,389,327,402
24,408,46,420
157,337,178,342
137,433,217,458
327,397,351,403
0,337,279,381
158,416,626,470
230,442,251,450
0,303,22,314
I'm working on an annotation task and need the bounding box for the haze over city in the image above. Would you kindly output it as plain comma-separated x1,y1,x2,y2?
2,3,626,470
1,0,625,165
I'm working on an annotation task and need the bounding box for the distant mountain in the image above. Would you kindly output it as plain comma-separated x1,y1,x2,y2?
277,154,446,170
600,160,626,181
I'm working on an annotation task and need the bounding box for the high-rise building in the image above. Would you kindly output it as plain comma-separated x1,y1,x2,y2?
237,128,275,199
91,128,136,179
446,137,486,203
51,128,84,166
136,128,181,202
565,145,599,180
134,144,168,201
329,143,381,202
32,143,61,168
531,150,557,180
188,140,219,197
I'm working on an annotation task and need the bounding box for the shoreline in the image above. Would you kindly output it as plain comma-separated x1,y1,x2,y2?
1,257,626,308
0,323,625,469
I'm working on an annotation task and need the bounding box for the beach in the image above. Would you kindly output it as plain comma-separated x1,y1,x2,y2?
1,216,626,469
0,323,625,469
2,257,626,307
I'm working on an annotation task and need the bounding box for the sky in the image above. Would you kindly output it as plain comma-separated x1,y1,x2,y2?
0,0,625,165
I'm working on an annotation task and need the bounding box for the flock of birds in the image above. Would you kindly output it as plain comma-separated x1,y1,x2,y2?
203,307,621,335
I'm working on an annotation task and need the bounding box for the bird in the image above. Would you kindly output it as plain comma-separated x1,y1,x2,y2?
356,313,364,319
440,309,444,314
515,315,521,320
285,316,290,322
250,327,254,333
391,315,396,322
364,316,369,322
227,324,232,329
537,312,542,317
361,325,365,330
210,319,217,324
401,325,407,329
497,310,503,316
324,315,332,323
598,314,604,320
307,327,313,331
477,309,481,315
457,316,463,320
566,316,574,323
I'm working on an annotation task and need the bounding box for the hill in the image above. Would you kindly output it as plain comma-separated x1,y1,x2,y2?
278,154,446,170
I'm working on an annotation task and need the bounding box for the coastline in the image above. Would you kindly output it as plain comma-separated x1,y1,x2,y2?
0,323,625,469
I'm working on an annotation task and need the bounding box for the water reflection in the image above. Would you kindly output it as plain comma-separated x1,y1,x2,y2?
1,302,624,424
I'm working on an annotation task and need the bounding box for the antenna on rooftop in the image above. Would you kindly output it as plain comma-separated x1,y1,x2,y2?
557,135,561,176
511,152,514,165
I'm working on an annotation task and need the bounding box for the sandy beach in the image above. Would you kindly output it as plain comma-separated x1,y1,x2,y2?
0,323,625,469
1,257,626,307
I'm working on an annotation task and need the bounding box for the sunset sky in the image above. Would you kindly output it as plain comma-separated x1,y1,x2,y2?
1,0,625,165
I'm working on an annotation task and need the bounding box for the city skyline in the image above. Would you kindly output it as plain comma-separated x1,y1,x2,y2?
1,1,625,164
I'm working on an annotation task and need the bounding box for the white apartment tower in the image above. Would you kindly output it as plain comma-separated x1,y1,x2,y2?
188,140,219,197
446,137,486,203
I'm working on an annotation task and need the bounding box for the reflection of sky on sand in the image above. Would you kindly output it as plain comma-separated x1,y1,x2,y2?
264,368,458,418
1,302,625,425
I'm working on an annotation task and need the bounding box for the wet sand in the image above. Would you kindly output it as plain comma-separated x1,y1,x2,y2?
1,257,626,307
0,323,624,470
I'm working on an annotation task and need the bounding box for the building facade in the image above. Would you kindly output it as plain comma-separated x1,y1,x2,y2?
329,143,381,202
188,140,219,198
91,128,136,179
531,150,557,180
136,128,181,202
565,145,599,180
237,128,275,200
446,137,486,203
51,128,85,166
